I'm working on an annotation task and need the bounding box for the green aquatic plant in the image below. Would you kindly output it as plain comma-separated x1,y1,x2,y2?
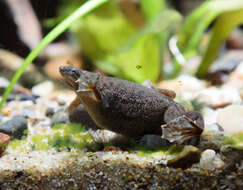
196,9,243,77
175,0,243,77
0,0,108,110
58,0,181,83
223,132,243,150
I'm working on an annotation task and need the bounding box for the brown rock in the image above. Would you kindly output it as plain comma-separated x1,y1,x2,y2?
1,107,11,116
166,145,201,169
0,132,10,155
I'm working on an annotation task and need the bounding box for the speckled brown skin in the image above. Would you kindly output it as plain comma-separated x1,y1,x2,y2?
60,66,204,142
94,76,179,137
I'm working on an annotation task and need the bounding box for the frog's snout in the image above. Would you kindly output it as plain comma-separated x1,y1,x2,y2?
59,66,81,80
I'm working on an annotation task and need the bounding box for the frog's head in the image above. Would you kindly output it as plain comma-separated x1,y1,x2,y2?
59,66,100,93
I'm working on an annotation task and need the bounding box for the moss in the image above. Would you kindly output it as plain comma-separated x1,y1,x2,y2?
8,138,29,152
167,144,184,155
223,132,243,150
50,123,96,151
127,143,168,158
31,134,52,150
8,123,97,152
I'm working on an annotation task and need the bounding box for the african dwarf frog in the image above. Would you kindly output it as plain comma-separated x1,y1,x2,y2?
60,66,204,144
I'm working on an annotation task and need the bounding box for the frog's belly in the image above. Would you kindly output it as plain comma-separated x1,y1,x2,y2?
91,109,165,137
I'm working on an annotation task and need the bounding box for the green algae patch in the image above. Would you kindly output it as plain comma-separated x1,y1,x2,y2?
223,132,243,150
31,134,52,150
50,123,96,151
8,138,30,152
128,144,168,159
8,123,98,152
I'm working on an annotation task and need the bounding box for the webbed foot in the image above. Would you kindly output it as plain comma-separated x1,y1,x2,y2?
162,110,204,145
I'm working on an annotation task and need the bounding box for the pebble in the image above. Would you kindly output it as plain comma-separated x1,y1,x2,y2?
31,81,54,97
45,107,55,118
199,130,224,151
22,109,36,119
200,149,225,171
204,123,224,132
233,60,243,75
56,95,66,106
18,93,37,103
50,109,69,126
6,94,15,102
0,77,9,95
166,145,201,169
1,107,11,117
203,108,218,125
220,145,243,169
0,117,28,139
197,86,241,108
217,105,243,135
158,75,206,100
0,132,10,155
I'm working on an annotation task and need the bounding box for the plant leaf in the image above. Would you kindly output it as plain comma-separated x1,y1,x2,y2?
141,0,166,21
196,9,243,77
71,1,135,60
103,35,160,83
0,0,108,109
178,0,243,56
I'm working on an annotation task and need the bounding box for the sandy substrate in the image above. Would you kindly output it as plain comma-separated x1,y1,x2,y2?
0,149,242,190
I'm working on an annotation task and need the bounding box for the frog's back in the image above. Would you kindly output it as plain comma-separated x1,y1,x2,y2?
95,76,174,137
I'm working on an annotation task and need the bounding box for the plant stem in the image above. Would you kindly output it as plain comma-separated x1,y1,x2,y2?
0,0,108,109
196,9,243,78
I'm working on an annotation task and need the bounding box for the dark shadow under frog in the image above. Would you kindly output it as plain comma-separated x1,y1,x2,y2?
60,66,204,145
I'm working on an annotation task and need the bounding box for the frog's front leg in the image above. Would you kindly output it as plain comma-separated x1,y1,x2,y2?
67,96,82,113
161,104,204,145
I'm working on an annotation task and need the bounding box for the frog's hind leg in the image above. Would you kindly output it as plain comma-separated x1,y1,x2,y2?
162,104,204,145
142,79,176,99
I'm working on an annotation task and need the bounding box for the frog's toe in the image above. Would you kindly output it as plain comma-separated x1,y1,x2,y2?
161,114,204,145
184,111,204,131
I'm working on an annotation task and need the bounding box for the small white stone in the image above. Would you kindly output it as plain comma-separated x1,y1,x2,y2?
204,123,223,132
234,61,243,75
0,77,9,88
56,95,67,106
200,149,225,171
197,85,241,107
158,75,206,101
31,81,54,97
203,107,218,125
217,105,243,135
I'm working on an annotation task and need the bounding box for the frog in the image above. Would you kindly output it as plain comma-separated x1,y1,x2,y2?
59,66,204,145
